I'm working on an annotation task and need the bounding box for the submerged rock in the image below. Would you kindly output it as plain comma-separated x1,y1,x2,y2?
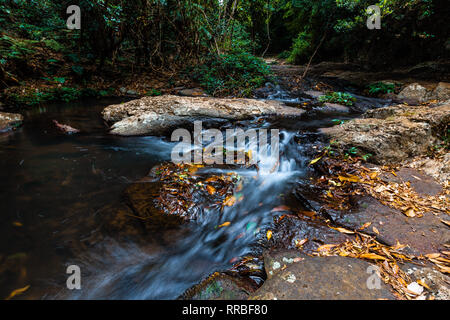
320,104,450,164
181,272,257,300
0,111,23,132
250,250,395,300
53,120,80,134
102,95,305,136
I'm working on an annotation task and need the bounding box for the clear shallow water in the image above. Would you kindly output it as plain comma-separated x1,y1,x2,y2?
0,95,387,299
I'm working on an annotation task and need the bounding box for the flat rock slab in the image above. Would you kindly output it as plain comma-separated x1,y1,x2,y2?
320,104,450,164
102,95,305,136
0,111,23,132
250,250,395,300
269,216,351,253
379,167,443,197
331,196,450,255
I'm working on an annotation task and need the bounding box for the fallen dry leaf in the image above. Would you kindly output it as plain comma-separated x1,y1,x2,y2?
218,222,231,228
5,285,30,300
206,185,216,195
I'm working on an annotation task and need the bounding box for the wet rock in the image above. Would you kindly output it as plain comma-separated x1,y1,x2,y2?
254,83,276,99
181,272,257,300
404,267,450,300
102,95,305,136
331,196,449,255
99,163,240,239
320,104,450,164
378,167,443,197
429,82,450,102
177,88,209,97
365,104,450,129
405,153,450,183
397,83,428,104
269,215,351,253
304,90,324,99
250,251,395,300
53,120,80,134
318,102,350,114
99,180,184,240
0,111,23,132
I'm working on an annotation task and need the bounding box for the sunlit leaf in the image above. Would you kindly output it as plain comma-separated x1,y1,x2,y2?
5,285,30,300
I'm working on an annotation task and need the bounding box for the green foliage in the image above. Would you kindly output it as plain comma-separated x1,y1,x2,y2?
43,39,64,52
190,52,271,97
319,92,356,106
367,82,397,96
145,89,162,97
6,87,114,106
287,31,312,64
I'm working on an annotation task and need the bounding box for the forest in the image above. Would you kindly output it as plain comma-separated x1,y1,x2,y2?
0,0,449,303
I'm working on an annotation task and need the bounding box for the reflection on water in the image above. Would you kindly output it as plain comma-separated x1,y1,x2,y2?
0,99,175,299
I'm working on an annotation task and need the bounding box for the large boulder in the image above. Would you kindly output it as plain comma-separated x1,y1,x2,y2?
102,95,305,136
429,82,450,101
320,104,450,164
250,250,395,300
397,83,429,103
396,82,450,104
0,111,23,132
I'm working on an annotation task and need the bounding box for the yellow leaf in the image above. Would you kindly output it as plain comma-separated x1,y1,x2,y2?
440,220,450,227
223,195,236,207
403,207,416,218
317,244,337,252
309,157,322,165
5,285,30,300
295,238,308,248
425,253,441,259
331,227,355,234
372,227,380,235
359,222,372,230
338,175,360,183
218,222,231,228
13,221,23,227
359,253,387,260
206,185,216,195
266,230,273,240
417,279,431,290
369,172,378,179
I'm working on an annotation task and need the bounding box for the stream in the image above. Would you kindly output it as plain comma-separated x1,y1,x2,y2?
0,93,389,299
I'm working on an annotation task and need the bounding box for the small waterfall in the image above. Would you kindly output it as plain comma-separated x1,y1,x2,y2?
62,126,306,299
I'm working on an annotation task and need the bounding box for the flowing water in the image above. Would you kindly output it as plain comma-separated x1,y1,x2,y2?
0,94,389,299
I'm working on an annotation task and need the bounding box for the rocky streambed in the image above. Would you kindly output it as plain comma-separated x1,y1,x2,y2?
1,65,449,300
95,80,450,300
